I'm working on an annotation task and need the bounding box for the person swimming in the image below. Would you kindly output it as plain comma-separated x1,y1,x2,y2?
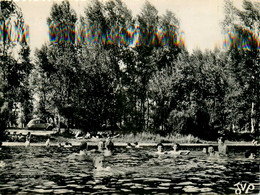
126,143,132,149
245,139,258,159
218,137,228,156
155,143,166,155
64,142,73,148
168,143,190,155
245,149,256,159
97,141,105,152
208,146,220,157
104,137,114,156
45,137,50,147
134,142,141,148
25,132,31,147
68,142,89,160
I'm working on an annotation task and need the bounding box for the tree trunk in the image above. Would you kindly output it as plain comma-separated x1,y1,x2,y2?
251,102,255,133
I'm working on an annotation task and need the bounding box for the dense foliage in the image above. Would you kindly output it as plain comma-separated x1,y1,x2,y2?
1,0,259,141
0,1,33,140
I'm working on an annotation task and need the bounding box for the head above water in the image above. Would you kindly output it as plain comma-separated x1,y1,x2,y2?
172,143,180,151
157,143,164,152
218,137,225,144
80,142,88,151
208,146,215,154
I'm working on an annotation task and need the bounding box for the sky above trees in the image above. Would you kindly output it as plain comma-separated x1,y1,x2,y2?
15,0,244,53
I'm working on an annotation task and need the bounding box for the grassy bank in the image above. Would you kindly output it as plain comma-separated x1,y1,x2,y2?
113,132,202,144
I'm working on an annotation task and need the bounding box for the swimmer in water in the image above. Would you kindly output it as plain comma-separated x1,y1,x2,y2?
134,142,141,148
45,137,50,147
64,142,73,148
218,137,228,156
25,132,31,147
97,141,105,152
104,137,114,156
68,142,89,160
208,146,218,157
168,143,190,155
126,143,132,149
245,150,256,159
155,143,166,155
245,140,258,159
93,156,110,171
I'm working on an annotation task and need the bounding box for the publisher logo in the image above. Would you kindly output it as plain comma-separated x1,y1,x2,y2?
234,182,255,194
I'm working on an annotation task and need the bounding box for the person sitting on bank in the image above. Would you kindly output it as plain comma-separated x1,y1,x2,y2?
12,132,18,142
218,137,228,156
168,143,190,155
25,132,31,147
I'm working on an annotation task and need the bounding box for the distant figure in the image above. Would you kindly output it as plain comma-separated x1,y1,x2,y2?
245,150,256,159
0,160,6,168
104,137,114,156
25,132,31,147
79,142,89,156
5,132,11,142
85,132,91,139
93,156,110,171
134,142,141,148
168,143,190,155
68,142,89,160
98,141,105,152
126,143,132,149
18,133,24,142
64,142,72,148
208,146,218,157
218,137,228,156
202,148,208,154
12,132,18,142
245,139,258,159
155,143,166,155
45,138,50,147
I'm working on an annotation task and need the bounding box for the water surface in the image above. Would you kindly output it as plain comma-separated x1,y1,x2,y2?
0,146,259,194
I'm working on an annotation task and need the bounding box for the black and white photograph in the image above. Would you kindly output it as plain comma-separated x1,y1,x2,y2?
0,0,259,194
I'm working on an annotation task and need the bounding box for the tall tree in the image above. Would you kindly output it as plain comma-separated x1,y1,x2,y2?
0,0,32,131
223,0,260,135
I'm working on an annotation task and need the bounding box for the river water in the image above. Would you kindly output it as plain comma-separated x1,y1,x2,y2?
0,145,259,194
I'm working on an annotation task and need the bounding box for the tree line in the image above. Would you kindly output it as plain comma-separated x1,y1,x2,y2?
0,0,259,140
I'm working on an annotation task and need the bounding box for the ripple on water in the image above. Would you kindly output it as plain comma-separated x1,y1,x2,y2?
183,185,200,193
200,187,213,192
53,189,75,194
121,188,131,192
177,181,194,186
31,189,54,193
159,182,172,187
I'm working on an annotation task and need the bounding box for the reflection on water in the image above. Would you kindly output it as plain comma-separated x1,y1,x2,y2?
0,146,259,194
